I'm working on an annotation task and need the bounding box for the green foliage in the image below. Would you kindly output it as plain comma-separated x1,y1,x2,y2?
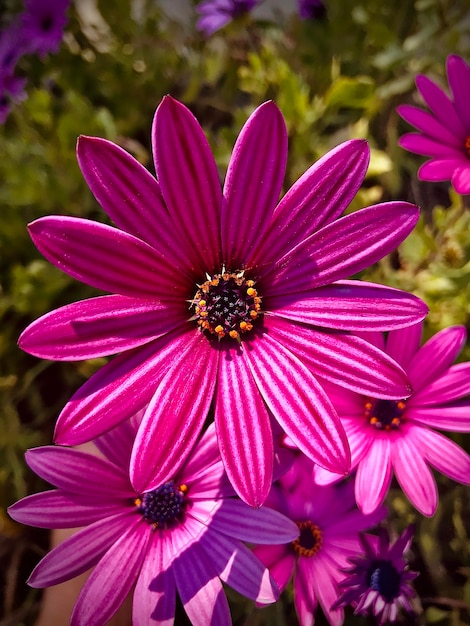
1,0,470,624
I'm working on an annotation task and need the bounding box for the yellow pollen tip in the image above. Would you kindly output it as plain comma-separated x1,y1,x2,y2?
198,300,206,307
392,417,400,426
134,498,142,507
247,287,256,297
250,310,258,318
229,330,239,339
214,325,225,336
397,401,406,410
179,484,188,493
199,311,208,318
365,402,373,410
370,417,378,424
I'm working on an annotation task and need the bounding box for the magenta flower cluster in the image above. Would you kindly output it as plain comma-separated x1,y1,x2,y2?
10,53,470,625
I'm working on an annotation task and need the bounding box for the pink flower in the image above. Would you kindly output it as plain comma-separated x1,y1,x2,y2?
8,420,299,626
253,455,386,626
333,526,418,625
313,322,470,516
19,96,427,507
397,54,470,194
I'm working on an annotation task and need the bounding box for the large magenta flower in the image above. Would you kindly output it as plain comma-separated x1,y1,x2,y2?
397,54,470,194
313,322,470,516
8,421,299,626
19,97,427,506
253,454,386,626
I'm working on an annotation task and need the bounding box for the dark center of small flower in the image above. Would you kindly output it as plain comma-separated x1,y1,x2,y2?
134,481,188,530
190,270,261,341
367,559,402,602
364,399,406,431
292,521,323,557
465,136,470,158
41,15,54,31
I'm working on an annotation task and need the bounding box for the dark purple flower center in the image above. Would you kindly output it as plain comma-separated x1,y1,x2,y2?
367,559,402,602
190,270,261,341
135,481,188,529
364,399,406,431
292,521,323,557
41,15,54,32
465,136,470,158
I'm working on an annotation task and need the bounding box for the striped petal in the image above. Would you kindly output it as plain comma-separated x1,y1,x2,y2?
409,403,470,431
410,362,470,406
385,323,422,370
355,437,393,514
416,427,470,485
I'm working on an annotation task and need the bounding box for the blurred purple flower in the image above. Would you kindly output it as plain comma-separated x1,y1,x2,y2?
196,0,260,35
0,72,27,122
333,526,418,624
0,19,28,122
298,0,326,20
9,421,298,626
19,96,427,507
254,454,386,626
313,322,470,517
398,54,470,195
20,0,70,59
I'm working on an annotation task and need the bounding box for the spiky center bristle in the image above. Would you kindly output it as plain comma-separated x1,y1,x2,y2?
135,481,188,530
190,270,261,341
364,399,406,431
292,521,323,557
367,559,402,602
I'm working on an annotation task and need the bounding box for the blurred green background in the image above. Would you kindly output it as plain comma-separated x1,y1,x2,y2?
1,0,470,624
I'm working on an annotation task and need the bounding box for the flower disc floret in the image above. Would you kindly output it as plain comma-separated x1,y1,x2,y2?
191,270,261,341
365,399,405,431
292,520,323,557
368,559,402,603
135,480,188,529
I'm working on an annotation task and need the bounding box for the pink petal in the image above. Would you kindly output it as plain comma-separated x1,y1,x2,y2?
391,430,438,516
294,558,317,626
266,316,412,399
215,345,273,506
398,133,464,158
18,295,185,360
309,552,344,626
94,412,140,467
250,140,370,267
130,334,218,492
133,536,175,626
414,426,470,485
222,101,287,266
8,491,124,528
152,96,222,275
198,529,278,603
396,104,462,147
252,545,294,595
355,437,393,514
54,328,193,445
418,158,469,182
265,202,419,294
447,54,470,133
76,136,189,270
451,164,470,195
385,322,422,369
415,74,467,138
28,511,135,587
410,362,470,406
268,280,427,331
408,325,466,391
28,216,187,299
409,403,470,431
242,331,351,474
25,447,131,495
172,533,231,626
71,522,150,626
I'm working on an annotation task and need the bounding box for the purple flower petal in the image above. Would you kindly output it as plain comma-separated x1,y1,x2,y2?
71,522,150,626
18,295,185,360
243,331,351,474
418,158,469,182
409,402,470,431
199,529,278,603
28,216,186,299
309,552,344,626
408,325,466,391
451,164,470,195
250,140,370,267
410,362,470,406
172,533,232,626
398,133,464,158
447,54,470,133
355,437,393,514
76,136,189,270
385,323,423,370
268,280,427,331
396,104,462,147
215,346,273,506
55,329,193,445
415,74,466,138
294,558,318,626
253,545,294,594
152,96,222,275
130,334,218,492
94,412,141,467
24,447,132,496
391,431,438,516
266,316,412,399
265,202,419,294
28,512,134,587
415,426,470,485
222,101,287,267
8,491,124,528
